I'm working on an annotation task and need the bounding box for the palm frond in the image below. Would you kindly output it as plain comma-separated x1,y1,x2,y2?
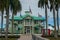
10,0,22,15
38,0,49,8
38,0,45,8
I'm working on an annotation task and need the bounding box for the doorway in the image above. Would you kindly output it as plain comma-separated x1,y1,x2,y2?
25,26,31,34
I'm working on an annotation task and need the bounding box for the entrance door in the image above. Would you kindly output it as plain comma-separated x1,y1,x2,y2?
25,26,31,34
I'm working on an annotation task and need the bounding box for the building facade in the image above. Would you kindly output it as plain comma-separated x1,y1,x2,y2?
8,11,45,34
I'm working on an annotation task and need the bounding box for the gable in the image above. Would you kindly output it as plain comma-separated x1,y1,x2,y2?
24,16,32,19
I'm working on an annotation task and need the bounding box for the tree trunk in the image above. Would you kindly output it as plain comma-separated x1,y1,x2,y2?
57,9,59,35
45,5,48,35
12,11,14,34
1,10,4,40
12,10,17,34
5,8,9,40
53,1,58,38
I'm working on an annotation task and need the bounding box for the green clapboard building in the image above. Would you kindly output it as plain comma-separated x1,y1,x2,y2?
8,11,45,34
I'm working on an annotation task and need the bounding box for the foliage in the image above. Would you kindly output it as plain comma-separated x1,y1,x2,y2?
10,0,22,15
49,0,60,11
38,0,49,8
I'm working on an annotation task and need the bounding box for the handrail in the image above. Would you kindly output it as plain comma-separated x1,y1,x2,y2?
32,34,49,40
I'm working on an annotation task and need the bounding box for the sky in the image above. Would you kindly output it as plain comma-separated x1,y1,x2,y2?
0,0,60,28
18,0,60,26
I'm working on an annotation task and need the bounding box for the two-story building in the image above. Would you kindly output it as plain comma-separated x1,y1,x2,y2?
8,11,45,34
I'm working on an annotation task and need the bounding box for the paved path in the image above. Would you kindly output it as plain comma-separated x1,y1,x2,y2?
18,35,32,40
0,34,22,36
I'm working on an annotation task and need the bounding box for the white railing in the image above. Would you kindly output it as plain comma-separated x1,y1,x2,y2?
32,34,49,40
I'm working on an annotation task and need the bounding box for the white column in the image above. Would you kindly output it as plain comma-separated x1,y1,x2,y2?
32,20,34,34
23,20,25,34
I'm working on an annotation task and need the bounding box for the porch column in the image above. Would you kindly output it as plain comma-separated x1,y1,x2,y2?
23,27,24,34
30,26,32,34
39,27,41,34
32,20,34,34
23,20,25,34
32,27,34,34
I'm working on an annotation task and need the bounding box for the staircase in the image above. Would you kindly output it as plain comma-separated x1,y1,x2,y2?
18,34,32,40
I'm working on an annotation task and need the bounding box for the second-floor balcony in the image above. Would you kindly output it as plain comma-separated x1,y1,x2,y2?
24,19,32,26
25,22,32,26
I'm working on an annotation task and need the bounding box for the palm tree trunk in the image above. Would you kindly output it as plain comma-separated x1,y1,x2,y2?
12,11,14,35
53,1,58,38
45,5,48,35
57,9,59,35
1,10,4,40
12,10,17,34
5,8,9,40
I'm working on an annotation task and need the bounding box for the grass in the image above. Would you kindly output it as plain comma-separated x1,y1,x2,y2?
0,38,18,40
0,35,20,40
44,37,60,40
42,35,60,40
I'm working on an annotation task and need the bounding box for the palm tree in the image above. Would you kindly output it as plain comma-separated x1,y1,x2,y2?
0,0,4,40
10,0,22,34
1,0,22,40
49,0,58,38
55,0,60,35
4,0,10,40
56,6,59,35
38,0,49,35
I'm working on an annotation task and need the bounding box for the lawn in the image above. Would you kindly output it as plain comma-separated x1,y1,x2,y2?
44,37,60,40
42,35,60,40
0,38,18,40
0,35,20,40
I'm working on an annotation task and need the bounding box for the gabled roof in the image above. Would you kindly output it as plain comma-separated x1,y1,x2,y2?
10,14,45,21
32,16,44,20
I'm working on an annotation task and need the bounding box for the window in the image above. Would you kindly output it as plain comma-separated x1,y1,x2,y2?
29,19,32,25
25,19,32,25
34,20,38,24
18,20,22,24
25,19,29,25
26,19,29,23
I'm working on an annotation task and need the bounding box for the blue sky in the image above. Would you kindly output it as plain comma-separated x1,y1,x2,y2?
0,0,60,28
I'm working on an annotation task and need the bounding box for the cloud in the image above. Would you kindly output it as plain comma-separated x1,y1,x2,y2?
44,25,54,30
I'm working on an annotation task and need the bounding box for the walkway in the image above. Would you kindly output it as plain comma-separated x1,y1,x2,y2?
0,34,22,36
18,34,32,40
